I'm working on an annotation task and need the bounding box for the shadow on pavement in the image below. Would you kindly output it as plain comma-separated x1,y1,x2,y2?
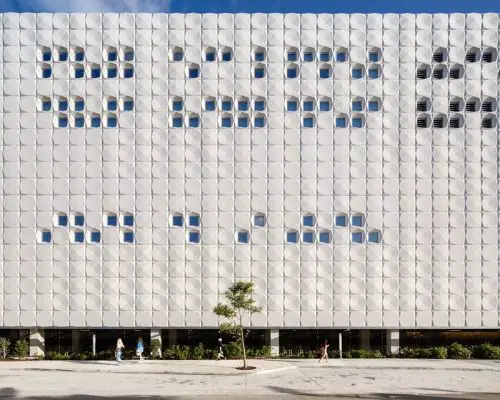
0,388,183,400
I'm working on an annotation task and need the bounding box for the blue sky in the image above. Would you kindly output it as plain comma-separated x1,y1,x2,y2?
1,0,499,14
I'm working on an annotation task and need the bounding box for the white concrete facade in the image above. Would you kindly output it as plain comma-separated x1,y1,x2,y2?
0,13,499,330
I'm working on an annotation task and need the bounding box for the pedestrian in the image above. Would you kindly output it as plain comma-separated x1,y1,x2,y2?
217,336,225,360
116,338,125,364
136,337,144,363
318,339,330,363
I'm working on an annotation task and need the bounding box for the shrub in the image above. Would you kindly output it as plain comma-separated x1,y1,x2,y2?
163,345,190,360
191,343,205,360
447,343,471,360
349,349,383,359
150,339,162,359
471,343,500,360
14,340,29,358
45,352,70,360
223,341,242,359
429,347,447,359
0,337,10,359
69,352,88,360
400,347,447,359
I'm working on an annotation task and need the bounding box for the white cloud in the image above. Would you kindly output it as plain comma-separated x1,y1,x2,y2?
31,0,170,13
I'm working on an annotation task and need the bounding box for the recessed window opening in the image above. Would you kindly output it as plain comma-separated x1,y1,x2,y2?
56,113,68,128
368,65,381,79
286,230,299,243
351,64,365,79
40,230,52,243
204,97,216,111
335,214,347,227
89,64,101,79
188,230,200,243
351,231,365,244
302,47,315,62
318,47,332,62
303,98,315,112
171,97,183,111
416,114,431,128
188,213,200,227
121,63,134,78
465,48,480,63
72,47,85,62
482,48,497,63
187,113,200,128
106,97,118,111
287,98,298,112
254,64,266,78
39,46,51,62
432,65,447,79
105,63,118,78
105,47,118,61
90,230,101,243
287,47,298,62
56,46,68,61
73,97,85,111
72,113,85,128
432,48,447,63
368,230,381,243
90,113,101,128
319,64,332,78
449,98,463,112
449,114,463,129
253,98,266,111
253,213,266,227
237,114,249,128
335,47,348,62
236,231,249,243
105,113,118,128
204,46,216,62
449,64,464,79
106,213,118,226
417,64,430,79
39,64,52,78
122,230,134,243
170,113,183,128
253,114,266,128
72,63,85,79
253,47,266,62
319,97,332,112
368,47,382,62
122,97,134,111
351,115,365,128
220,98,233,111
72,213,84,227
220,113,233,128
319,230,332,244
303,114,315,128
171,214,184,227
170,47,184,62
466,97,480,112
482,98,496,113
219,47,233,62
335,114,347,128
73,230,85,243
187,64,200,78
368,97,381,112
433,114,447,129
482,115,497,129
351,98,364,112
121,46,134,61
286,64,299,79
237,97,249,111
302,214,315,227
302,231,315,244
57,213,68,226
39,96,51,112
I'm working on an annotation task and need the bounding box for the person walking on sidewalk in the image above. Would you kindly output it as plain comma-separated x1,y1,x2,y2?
136,337,144,363
116,338,125,364
319,339,330,363
217,336,225,360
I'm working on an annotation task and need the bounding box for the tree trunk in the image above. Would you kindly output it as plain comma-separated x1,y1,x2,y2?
239,313,247,369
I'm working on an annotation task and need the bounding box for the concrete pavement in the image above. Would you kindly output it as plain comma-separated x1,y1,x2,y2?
0,359,500,398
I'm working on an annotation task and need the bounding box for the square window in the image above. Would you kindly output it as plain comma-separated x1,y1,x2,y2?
172,101,183,111
302,231,314,243
368,231,380,243
107,68,117,78
41,231,51,243
287,52,297,62
90,231,101,243
238,101,249,111
368,52,379,62
335,215,347,227
107,117,117,128
75,117,84,128
189,117,199,128
254,117,265,128
123,215,134,226
303,215,314,227
42,101,51,111
352,101,363,111
286,231,298,243
58,215,68,226
108,52,117,61
172,215,183,227
254,52,265,61
303,117,314,128
352,118,363,128
75,101,84,111
59,52,68,61
303,52,313,62
205,100,216,111
336,117,346,128
74,69,84,79
254,101,265,111
287,67,297,79
188,231,200,243
352,232,364,243
303,101,314,111
336,52,346,62
75,52,85,61
172,117,183,128
123,100,134,111
238,117,249,128
221,101,232,111
319,101,330,111
254,68,265,78
221,52,232,62
107,215,118,226
173,52,183,61
319,231,331,243
107,100,117,111
123,68,134,78
368,101,379,111
123,231,134,243
254,215,265,227
124,52,134,61
59,100,68,111
42,52,51,62
352,69,363,79
58,117,68,128
74,215,84,226
319,68,330,78
91,116,101,128
74,231,85,243
205,52,216,62
368,69,379,79
319,52,330,62
221,117,232,128
287,101,298,111
188,68,199,78
42,68,52,78
237,231,249,243
189,215,200,227
351,215,364,227
91,68,100,78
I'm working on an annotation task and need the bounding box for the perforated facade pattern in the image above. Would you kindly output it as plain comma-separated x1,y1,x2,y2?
0,12,499,329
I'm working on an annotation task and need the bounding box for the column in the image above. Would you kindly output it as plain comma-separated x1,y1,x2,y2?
168,329,177,347
151,329,162,358
360,330,370,350
386,330,400,355
71,330,81,353
266,329,279,357
29,329,45,358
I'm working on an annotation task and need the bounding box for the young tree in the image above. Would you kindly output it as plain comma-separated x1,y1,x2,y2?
0,337,10,360
213,281,263,369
